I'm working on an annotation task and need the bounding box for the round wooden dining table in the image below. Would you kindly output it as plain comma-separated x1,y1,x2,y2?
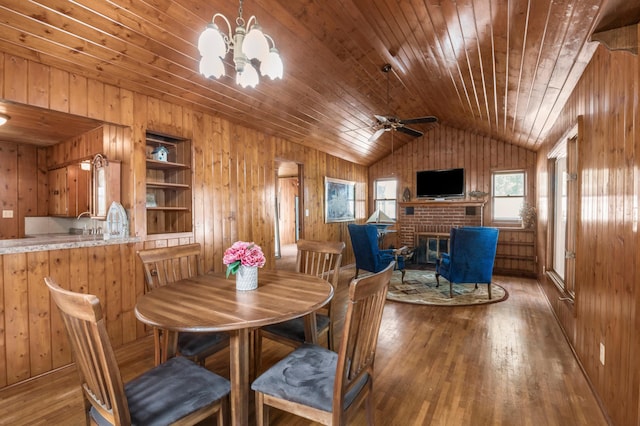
134,269,333,426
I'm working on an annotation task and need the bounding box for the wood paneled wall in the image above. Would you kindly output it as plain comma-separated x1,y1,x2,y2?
536,44,639,425
0,52,367,387
0,243,144,387
369,124,537,224
369,125,537,276
0,142,47,238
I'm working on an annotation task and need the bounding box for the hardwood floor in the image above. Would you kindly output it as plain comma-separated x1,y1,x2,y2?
0,255,607,425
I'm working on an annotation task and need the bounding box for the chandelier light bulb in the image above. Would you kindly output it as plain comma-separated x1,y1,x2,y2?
199,55,225,79
198,24,227,58
242,24,269,61
0,113,9,126
236,63,259,88
260,48,283,80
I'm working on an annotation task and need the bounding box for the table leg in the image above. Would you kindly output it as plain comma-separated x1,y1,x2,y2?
229,328,250,426
153,328,178,366
303,312,319,344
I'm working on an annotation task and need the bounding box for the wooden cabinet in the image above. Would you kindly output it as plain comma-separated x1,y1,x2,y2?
145,132,192,235
48,164,90,217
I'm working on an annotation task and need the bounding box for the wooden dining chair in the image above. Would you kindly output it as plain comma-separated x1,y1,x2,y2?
251,261,394,425
254,239,345,372
45,277,230,426
137,243,229,365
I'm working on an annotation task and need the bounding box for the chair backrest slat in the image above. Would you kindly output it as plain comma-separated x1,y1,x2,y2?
137,243,203,292
45,277,130,425
333,261,394,421
296,239,344,287
295,240,345,318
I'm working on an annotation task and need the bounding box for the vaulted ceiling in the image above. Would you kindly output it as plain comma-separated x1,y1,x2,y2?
0,0,638,166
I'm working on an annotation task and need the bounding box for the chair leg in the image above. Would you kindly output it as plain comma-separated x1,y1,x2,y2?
219,395,229,426
401,268,406,283
449,282,453,298
488,282,492,299
365,391,375,425
354,268,359,279
327,323,334,351
255,392,269,426
435,273,440,288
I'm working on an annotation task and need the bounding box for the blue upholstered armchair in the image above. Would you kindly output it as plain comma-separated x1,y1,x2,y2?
435,226,499,298
347,223,406,282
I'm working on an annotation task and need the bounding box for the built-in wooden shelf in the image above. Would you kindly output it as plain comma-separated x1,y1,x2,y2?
146,159,189,170
146,206,190,211
146,181,190,189
145,131,193,235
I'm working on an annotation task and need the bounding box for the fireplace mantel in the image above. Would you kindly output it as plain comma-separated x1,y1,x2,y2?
399,200,486,207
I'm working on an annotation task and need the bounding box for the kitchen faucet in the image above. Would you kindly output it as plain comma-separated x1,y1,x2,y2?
77,211,92,220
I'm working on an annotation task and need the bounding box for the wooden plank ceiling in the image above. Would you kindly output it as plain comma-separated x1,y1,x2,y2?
0,0,637,166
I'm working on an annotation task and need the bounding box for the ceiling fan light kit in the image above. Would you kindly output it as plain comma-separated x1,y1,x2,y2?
198,0,283,88
368,64,438,143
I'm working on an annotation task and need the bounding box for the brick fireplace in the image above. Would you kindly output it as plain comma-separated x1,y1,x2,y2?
398,201,485,249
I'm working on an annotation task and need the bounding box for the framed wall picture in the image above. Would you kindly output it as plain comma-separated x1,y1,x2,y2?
324,177,356,223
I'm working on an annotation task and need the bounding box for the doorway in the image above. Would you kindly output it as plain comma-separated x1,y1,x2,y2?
274,161,303,266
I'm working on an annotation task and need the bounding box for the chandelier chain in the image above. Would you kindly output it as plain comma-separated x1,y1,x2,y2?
237,0,245,26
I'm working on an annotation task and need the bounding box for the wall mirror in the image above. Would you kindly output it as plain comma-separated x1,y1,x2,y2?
92,154,109,218
91,153,123,219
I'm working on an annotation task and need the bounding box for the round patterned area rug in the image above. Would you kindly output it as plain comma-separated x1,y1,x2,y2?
386,269,508,306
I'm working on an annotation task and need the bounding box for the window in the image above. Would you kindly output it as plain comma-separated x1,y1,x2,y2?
492,171,526,221
374,178,397,220
547,122,578,299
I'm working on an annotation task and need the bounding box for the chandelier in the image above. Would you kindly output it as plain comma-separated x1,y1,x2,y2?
197,0,283,88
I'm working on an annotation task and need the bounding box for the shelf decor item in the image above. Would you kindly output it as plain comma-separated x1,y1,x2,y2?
519,202,537,229
151,146,169,161
223,241,266,291
146,193,157,207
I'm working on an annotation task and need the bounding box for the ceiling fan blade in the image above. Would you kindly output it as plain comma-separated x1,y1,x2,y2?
368,128,386,142
400,116,438,125
374,114,390,124
397,126,423,138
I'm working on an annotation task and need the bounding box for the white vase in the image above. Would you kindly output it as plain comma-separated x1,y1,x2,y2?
236,265,258,291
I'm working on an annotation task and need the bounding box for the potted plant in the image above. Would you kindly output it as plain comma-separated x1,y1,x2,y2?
519,202,536,229
223,241,266,291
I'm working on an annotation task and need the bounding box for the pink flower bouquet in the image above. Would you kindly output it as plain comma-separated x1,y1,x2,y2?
223,241,266,278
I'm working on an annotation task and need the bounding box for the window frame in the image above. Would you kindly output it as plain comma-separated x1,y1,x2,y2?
491,170,527,224
373,177,398,220
546,121,579,302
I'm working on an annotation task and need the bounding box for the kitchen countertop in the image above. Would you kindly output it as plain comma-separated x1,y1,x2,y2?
0,233,141,254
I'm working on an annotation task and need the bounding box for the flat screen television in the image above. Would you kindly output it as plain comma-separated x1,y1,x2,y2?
416,168,465,199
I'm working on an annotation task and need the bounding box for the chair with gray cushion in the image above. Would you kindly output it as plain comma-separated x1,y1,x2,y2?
45,276,230,426
255,239,345,373
435,226,499,298
251,261,395,425
137,243,229,365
